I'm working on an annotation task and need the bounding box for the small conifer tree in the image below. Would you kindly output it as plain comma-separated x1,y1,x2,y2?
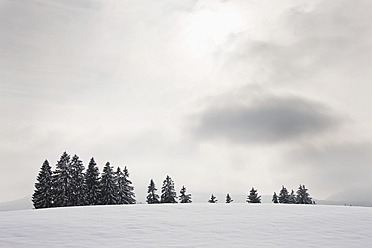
32,160,54,209
226,193,233,203
279,186,289,204
247,187,261,203
160,175,177,203
146,179,160,204
288,190,297,204
296,185,313,204
179,186,192,203
85,157,101,205
272,192,278,203
208,194,217,203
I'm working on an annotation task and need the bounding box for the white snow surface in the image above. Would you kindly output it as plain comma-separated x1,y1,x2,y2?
1,203,371,247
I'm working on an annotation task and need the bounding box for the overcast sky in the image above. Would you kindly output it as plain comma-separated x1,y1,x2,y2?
1,0,372,203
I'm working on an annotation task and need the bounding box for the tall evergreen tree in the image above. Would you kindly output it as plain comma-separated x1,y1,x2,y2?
52,152,72,207
179,186,192,203
70,154,86,206
226,193,233,203
208,194,217,203
146,179,160,204
116,167,126,204
296,185,313,204
247,187,261,203
32,160,54,209
85,157,101,205
160,175,177,203
99,162,118,205
272,192,278,203
279,186,289,204
122,166,136,204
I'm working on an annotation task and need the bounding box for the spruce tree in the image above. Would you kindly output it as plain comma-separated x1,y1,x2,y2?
272,192,278,203
296,185,313,204
247,187,261,203
146,179,160,204
32,160,54,209
279,186,289,204
288,189,297,204
70,154,86,206
226,193,233,203
122,166,136,204
52,152,72,207
85,157,101,205
160,175,177,203
179,186,192,203
208,194,217,203
99,162,118,205
115,167,126,204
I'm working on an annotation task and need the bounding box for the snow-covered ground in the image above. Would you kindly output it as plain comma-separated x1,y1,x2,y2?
1,204,371,247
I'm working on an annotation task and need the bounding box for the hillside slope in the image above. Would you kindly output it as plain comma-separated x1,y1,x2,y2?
0,197,33,212
1,204,371,247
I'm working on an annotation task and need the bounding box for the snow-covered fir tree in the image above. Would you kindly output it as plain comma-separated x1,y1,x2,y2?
32,160,54,209
122,166,136,204
226,193,233,203
115,167,126,204
160,175,177,203
52,152,72,207
115,166,135,204
179,186,192,203
85,157,101,205
272,192,278,203
296,185,313,204
146,179,160,204
208,194,217,203
99,162,118,205
247,187,261,203
279,186,289,204
288,189,297,204
70,154,87,206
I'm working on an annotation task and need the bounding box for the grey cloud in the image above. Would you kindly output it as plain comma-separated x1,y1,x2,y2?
285,0,372,81
190,95,339,144
225,0,372,88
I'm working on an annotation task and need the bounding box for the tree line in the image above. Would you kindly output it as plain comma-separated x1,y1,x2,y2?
207,185,314,204
32,152,314,209
32,152,136,209
32,152,192,209
272,185,315,204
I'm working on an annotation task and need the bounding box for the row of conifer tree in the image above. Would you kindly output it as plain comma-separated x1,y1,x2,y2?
207,185,314,204
32,152,193,209
32,152,137,209
32,152,314,209
272,185,315,204
208,187,262,203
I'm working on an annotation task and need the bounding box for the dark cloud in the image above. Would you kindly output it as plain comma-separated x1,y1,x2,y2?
190,95,339,144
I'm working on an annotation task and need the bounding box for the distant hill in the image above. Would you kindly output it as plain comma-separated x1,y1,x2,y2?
0,196,33,211
324,186,372,207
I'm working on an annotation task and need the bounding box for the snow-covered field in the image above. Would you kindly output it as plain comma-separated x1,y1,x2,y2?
0,204,371,247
